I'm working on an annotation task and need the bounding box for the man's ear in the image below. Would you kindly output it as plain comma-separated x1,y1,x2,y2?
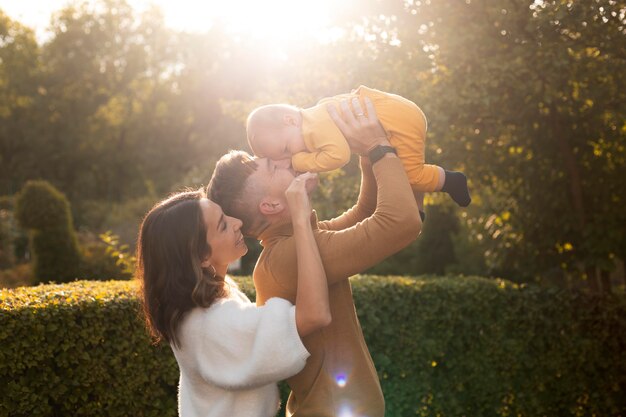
259,197,286,215
283,113,298,126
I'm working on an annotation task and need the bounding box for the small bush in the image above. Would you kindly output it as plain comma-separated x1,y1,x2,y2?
15,181,81,283
77,231,136,280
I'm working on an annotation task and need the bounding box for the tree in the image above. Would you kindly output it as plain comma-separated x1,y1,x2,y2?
329,0,626,287
0,11,42,195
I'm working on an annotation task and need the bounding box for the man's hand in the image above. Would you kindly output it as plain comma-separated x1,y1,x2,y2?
326,97,391,155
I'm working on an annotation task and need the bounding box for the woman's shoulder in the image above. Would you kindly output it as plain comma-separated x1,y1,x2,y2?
185,293,293,332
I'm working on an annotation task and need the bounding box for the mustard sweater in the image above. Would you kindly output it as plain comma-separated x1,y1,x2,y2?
254,156,421,417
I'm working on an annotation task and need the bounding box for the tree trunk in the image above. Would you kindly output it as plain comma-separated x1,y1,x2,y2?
600,269,612,294
551,108,586,229
585,266,599,293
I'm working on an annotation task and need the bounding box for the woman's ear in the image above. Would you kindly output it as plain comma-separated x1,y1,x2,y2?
259,197,286,215
200,257,212,269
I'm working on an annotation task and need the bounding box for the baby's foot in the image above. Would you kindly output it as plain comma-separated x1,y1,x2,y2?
442,171,471,207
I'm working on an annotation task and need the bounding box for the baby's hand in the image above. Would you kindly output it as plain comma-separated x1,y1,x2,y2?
285,172,317,224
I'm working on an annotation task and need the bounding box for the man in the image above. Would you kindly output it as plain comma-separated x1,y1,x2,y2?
208,98,421,417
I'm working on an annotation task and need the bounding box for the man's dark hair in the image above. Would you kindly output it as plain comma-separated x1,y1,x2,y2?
207,150,264,237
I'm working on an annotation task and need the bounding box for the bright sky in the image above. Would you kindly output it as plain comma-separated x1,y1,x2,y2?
0,0,340,44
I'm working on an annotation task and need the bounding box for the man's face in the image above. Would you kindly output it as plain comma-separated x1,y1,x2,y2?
249,157,317,205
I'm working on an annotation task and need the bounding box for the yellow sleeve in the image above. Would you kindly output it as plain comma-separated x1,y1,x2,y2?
291,139,351,172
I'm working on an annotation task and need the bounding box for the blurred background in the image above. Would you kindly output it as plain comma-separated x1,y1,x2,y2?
0,0,624,291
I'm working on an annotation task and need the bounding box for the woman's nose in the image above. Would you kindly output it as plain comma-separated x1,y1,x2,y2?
233,217,243,230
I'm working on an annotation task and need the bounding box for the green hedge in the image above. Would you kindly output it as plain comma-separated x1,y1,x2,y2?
1,276,625,417
355,276,626,417
0,280,178,417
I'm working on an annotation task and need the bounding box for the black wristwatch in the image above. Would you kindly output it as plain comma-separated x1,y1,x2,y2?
368,145,397,164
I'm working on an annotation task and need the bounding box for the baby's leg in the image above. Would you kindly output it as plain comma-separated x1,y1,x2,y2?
382,103,470,207
367,92,470,206
374,98,441,192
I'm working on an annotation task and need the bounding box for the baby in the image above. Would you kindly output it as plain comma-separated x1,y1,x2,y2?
247,85,471,208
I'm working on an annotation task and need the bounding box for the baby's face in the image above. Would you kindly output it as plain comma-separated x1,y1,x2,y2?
254,128,305,161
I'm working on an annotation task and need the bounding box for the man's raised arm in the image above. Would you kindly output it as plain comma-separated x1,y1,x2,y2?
316,152,421,284
319,156,377,231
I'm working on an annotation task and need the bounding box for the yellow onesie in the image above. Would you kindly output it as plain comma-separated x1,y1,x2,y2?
293,85,441,192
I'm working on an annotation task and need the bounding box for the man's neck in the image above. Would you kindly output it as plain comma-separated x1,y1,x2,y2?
245,215,282,239
255,216,293,241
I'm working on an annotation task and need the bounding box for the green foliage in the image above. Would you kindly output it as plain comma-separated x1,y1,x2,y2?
1,276,625,417
0,11,41,194
75,196,157,246
407,0,626,281
77,231,136,281
15,180,81,284
1,0,624,287
0,280,177,417
311,158,361,220
97,231,136,278
354,275,626,416
368,204,461,276
0,204,14,268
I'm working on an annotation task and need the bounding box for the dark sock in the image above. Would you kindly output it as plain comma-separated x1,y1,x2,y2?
419,210,426,222
441,171,471,207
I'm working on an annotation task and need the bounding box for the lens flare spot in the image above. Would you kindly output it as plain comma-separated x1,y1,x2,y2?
335,373,347,387
338,404,353,417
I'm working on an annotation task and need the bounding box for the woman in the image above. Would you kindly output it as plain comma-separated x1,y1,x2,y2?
136,172,329,417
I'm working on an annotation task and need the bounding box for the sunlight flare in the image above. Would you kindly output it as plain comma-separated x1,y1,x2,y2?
154,0,334,41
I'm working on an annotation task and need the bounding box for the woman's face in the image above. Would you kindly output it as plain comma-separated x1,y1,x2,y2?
199,198,248,267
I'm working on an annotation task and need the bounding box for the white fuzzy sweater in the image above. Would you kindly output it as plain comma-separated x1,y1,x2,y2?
171,280,310,417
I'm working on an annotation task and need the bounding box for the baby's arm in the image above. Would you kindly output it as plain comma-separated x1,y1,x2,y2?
291,140,351,172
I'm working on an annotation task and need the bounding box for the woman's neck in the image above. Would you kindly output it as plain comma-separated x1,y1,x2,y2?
214,264,228,278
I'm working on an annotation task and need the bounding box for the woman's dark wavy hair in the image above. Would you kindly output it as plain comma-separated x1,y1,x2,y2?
136,189,228,348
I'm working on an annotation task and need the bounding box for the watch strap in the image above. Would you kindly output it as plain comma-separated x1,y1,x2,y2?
368,145,398,164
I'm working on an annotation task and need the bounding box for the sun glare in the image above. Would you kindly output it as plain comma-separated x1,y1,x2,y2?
153,0,335,42
0,0,342,48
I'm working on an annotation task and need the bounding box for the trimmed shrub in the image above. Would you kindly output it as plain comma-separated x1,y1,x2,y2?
1,276,624,417
15,181,81,283
0,280,178,417
353,276,626,416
